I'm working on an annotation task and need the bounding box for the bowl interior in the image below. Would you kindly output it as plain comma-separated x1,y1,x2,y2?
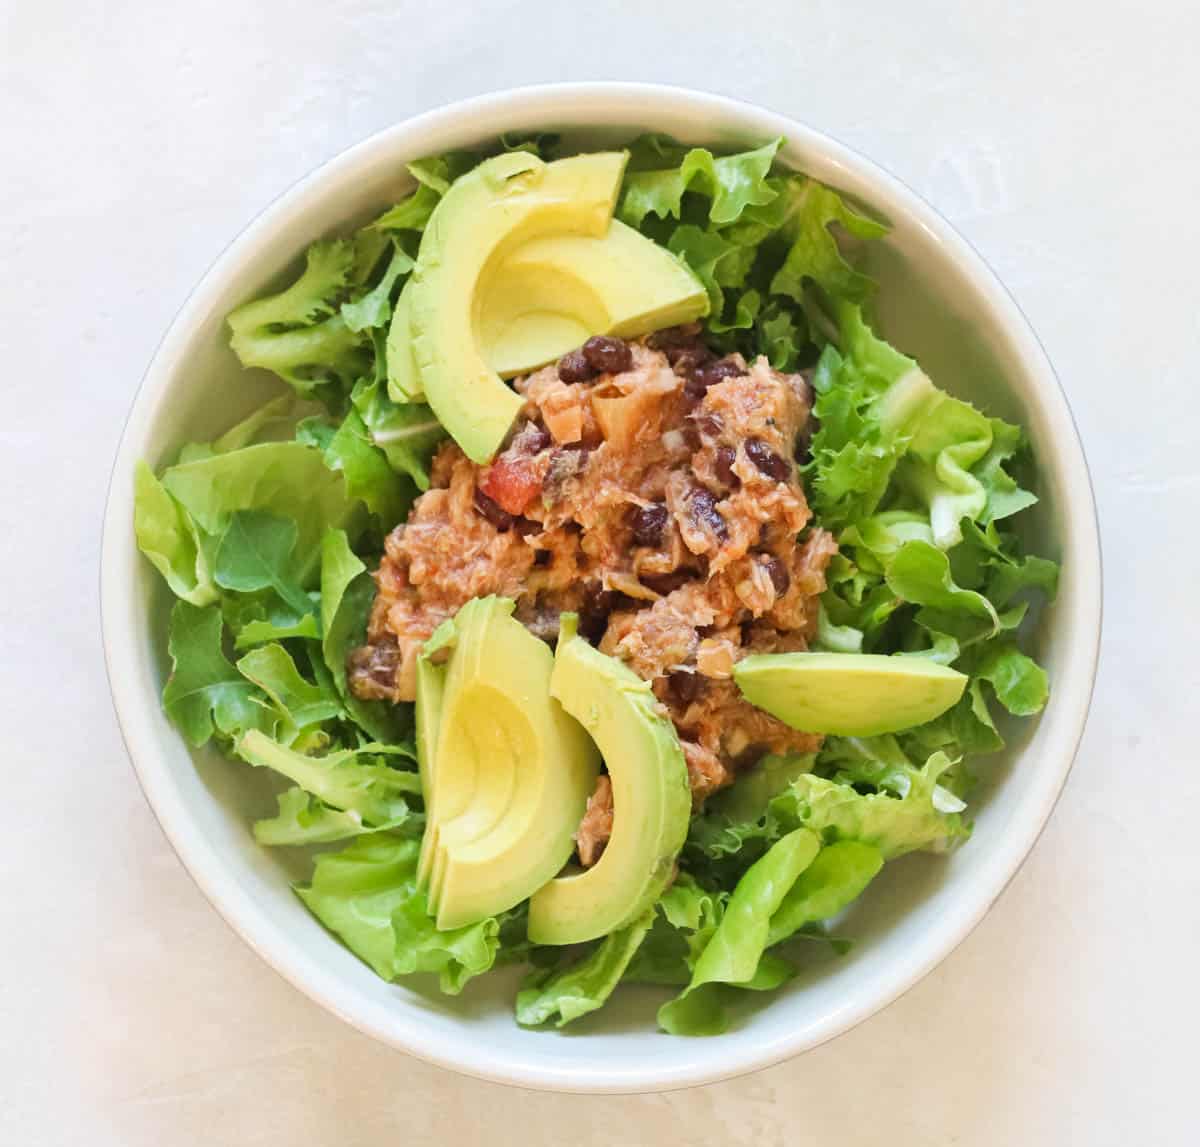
103,85,1099,1093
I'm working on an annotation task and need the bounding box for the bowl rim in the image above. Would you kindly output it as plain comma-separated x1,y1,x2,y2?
101,80,1102,1093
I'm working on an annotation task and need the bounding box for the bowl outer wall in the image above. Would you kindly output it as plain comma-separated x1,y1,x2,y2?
101,82,1102,1094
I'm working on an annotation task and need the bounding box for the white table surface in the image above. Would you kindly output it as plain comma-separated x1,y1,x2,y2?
3,1,1197,1142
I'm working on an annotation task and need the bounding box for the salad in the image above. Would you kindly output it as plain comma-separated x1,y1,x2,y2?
134,133,1057,1036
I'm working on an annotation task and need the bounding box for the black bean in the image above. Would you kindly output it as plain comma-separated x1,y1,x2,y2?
582,335,633,374
668,344,715,373
473,487,514,532
764,557,791,596
714,446,738,487
695,411,724,438
533,548,552,567
578,585,617,643
520,422,552,454
683,356,745,398
690,488,728,540
631,502,669,547
745,437,791,481
514,516,542,538
639,570,689,596
558,349,597,383
669,670,707,706
648,324,705,351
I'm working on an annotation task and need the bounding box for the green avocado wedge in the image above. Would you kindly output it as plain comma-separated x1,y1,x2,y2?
479,220,709,378
423,598,600,931
733,652,968,737
528,616,692,946
405,150,628,463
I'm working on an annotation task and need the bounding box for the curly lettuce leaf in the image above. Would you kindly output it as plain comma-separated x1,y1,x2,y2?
792,751,970,859
236,729,419,827
759,176,889,304
254,786,413,846
235,643,342,742
341,241,414,334
619,138,781,228
227,239,369,399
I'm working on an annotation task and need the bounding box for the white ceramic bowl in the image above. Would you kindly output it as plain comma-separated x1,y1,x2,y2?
101,83,1101,1093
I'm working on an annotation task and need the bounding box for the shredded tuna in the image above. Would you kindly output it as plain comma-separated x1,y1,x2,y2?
576,775,614,867
349,332,838,860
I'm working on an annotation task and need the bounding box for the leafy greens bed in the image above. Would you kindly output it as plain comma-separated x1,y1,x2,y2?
134,133,1057,1035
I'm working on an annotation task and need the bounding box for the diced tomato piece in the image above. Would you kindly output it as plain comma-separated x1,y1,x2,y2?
479,455,543,516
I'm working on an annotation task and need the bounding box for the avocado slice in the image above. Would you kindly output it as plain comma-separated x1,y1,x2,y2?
385,279,423,403
479,220,709,378
414,619,456,885
527,617,692,946
733,652,968,737
425,598,599,930
405,151,628,462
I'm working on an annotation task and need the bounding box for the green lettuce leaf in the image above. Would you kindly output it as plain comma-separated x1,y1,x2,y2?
658,828,819,1035
318,528,412,745
790,751,970,859
176,395,298,464
296,834,503,992
254,786,413,846
161,602,271,746
159,441,364,582
624,875,726,987
350,377,445,492
619,139,781,228
341,241,414,333
761,177,889,304
235,729,419,827
516,910,655,1028
133,462,215,605
235,643,342,742
227,239,369,400
766,840,883,946
213,509,317,622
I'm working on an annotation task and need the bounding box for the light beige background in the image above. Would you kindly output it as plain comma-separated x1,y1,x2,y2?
3,1,1196,1143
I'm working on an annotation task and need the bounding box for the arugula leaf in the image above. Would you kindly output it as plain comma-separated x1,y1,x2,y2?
161,602,270,746
213,509,316,622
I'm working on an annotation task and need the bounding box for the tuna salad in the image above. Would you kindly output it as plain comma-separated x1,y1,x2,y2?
135,133,1059,1036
